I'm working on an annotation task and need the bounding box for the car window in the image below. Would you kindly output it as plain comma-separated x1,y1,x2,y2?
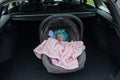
8,2,14,11
87,0,95,6
1,0,96,14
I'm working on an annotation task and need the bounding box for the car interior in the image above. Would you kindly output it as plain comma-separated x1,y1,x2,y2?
0,0,120,80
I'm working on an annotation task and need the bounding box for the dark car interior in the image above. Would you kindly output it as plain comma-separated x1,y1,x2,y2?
0,0,120,80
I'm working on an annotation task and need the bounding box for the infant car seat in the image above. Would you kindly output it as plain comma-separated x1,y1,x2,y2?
39,14,86,74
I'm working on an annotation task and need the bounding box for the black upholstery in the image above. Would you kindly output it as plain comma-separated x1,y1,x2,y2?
58,2,73,10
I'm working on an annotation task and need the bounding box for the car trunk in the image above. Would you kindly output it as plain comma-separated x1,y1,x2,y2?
0,17,119,80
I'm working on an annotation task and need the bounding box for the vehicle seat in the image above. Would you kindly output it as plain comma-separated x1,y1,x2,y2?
58,2,73,11
19,0,44,12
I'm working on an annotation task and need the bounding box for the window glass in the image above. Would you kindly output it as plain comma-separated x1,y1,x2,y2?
6,1,21,14
8,2,13,11
87,0,95,6
1,0,97,14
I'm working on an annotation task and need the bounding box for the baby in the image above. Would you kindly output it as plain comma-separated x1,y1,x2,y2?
48,29,68,64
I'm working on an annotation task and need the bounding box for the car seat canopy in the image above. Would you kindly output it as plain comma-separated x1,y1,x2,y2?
39,14,83,42
43,17,80,41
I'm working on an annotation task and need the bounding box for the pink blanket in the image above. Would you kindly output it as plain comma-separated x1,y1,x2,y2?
34,38,85,70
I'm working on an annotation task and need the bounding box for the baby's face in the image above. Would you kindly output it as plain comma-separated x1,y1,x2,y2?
57,34,64,41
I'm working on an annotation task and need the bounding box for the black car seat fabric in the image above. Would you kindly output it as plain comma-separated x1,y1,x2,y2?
19,0,43,12
38,14,86,74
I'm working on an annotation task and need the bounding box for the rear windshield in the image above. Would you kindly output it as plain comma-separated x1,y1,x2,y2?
1,0,95,14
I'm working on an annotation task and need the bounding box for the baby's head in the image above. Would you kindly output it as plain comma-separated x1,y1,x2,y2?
54,29,68,41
